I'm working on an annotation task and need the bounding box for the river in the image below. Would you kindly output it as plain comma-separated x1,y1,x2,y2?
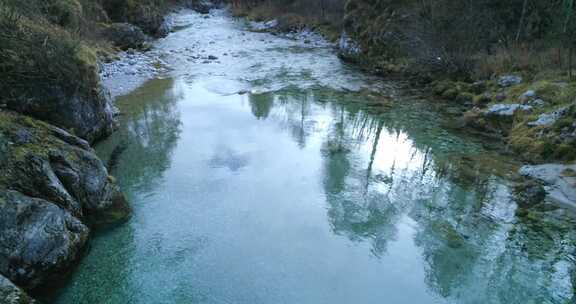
52,9,576,304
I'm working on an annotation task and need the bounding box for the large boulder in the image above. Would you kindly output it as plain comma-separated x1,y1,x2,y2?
0,110,130,292
101,0,168,37
0,110,131,226
104,23,147,50
0,275,35,304
0,191,89,290
6,84,116,144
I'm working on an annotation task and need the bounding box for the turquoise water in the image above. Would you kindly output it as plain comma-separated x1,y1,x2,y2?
52,9,576,304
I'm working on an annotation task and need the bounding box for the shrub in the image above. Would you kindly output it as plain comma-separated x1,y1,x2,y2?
0,4,95,105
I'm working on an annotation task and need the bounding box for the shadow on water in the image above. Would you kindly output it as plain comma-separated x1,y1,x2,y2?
98,78,183,193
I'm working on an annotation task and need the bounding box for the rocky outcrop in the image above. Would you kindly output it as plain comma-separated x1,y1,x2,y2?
0,275,35,304
0,110,130,295
5,84,116,144
104,23,148,50
0,111,131,226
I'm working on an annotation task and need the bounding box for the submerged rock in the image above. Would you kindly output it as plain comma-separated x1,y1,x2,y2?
519,164,576,207
0,275,35,304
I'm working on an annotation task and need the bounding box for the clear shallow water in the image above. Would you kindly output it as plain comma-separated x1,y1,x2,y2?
53,9,576,304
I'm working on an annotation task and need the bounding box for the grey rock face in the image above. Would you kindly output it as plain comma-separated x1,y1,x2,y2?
0,191,89,289
105,23,148,50
0,275,35,304
484,104,532,117
520,164,576,208
5,83,116,144
528,106,569,127
498,75,523,87
0,110,130,291
0,111,131,226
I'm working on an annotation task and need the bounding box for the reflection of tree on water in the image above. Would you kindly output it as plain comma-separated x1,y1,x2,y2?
322,102,404,257
248,92,274,120
64,78,184,303
97,78,182,194
245,85,576,302
412,184,576,303
314,90,576,302
248,87,312,149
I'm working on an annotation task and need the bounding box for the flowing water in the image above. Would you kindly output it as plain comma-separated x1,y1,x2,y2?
52,9,576,304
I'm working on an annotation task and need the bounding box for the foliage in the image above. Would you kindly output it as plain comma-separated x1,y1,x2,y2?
0,2,90,104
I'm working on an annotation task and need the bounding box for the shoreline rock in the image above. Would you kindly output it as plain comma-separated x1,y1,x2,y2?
0,110,131,300
519,164,576,208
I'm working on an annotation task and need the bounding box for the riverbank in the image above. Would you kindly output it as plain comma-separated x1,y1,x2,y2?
229,2,576,209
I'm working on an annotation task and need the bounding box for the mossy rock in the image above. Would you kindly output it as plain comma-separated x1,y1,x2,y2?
0,110,130,224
